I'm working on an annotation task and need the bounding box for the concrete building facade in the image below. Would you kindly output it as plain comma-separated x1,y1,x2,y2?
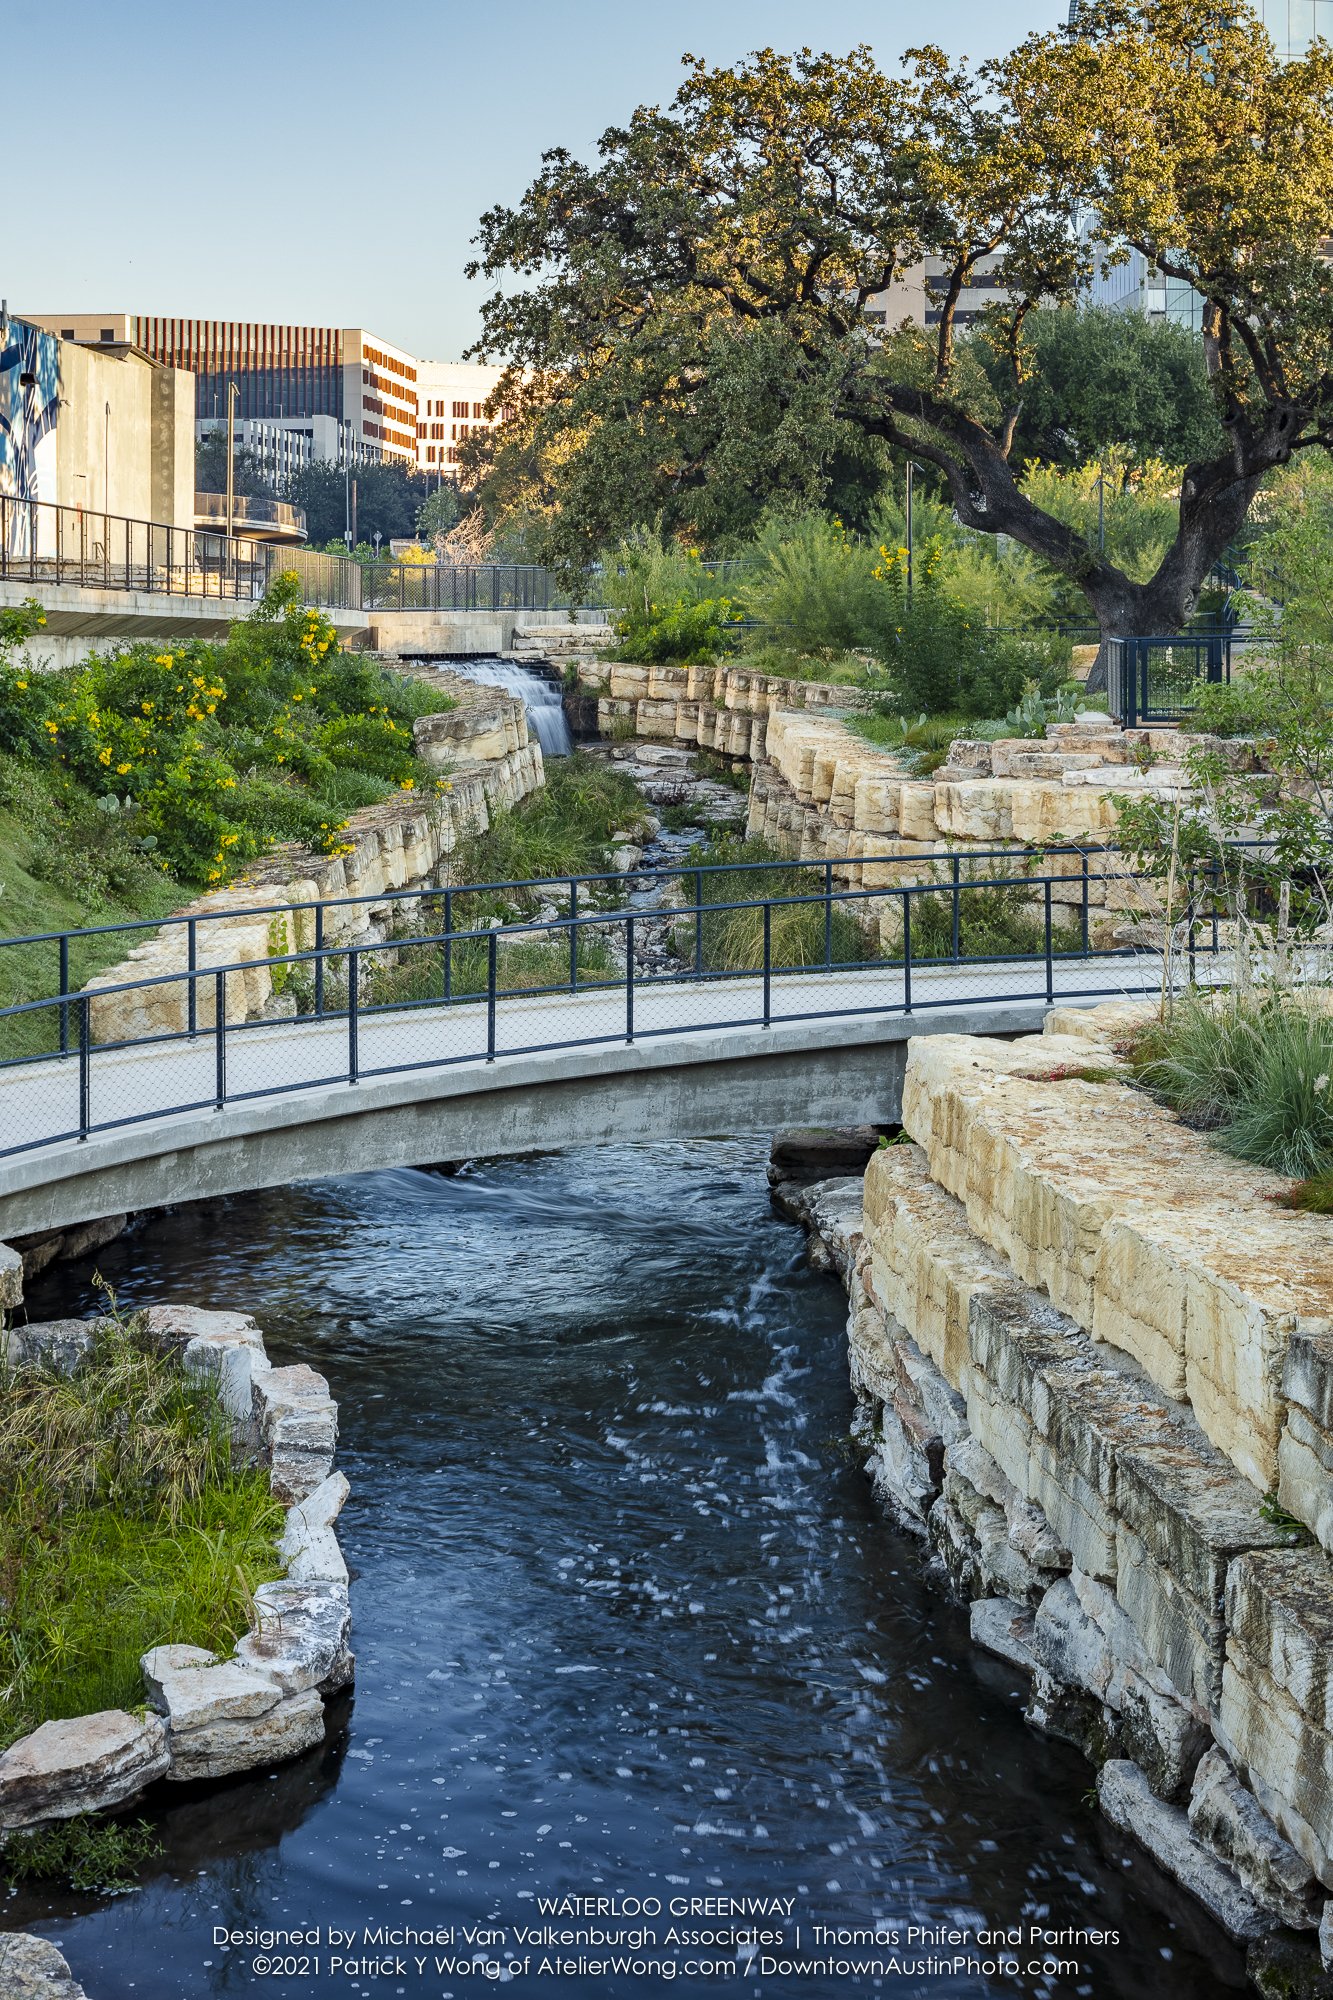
414,359,508,474
1,313,194,530
24,315,422,469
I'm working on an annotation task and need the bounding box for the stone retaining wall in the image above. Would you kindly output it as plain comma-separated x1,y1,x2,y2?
784,1011,1333,1989
0,1296,352,1838
82,669,543,1043
577,658,867,762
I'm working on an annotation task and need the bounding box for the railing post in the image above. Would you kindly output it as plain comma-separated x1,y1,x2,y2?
348,950,359,1083
214,970,227,1109
442,889,453,1002
951,854,961,962
1080,850,1090,954
58,934,70,1056
187,917,198,1038
626,915,635,1042
78,997,91,1140
694,869,704,977
568,879,578,991
1044,879,1055,1004
824,860,833,969
486,931,497,1059
314,904,326,1017
901,892,912,1014
763,902,771,1027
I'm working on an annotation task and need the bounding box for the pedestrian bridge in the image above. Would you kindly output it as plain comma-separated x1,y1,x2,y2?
0,954,1157,1242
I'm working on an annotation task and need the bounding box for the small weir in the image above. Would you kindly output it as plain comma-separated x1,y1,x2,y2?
449,655,573,757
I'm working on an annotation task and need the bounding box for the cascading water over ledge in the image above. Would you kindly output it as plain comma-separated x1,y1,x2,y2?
446,656,573,757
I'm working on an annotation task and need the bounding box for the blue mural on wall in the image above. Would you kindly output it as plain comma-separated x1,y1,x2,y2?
0,315,61,556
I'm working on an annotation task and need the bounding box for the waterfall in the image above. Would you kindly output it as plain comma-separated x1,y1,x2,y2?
448,657,573,758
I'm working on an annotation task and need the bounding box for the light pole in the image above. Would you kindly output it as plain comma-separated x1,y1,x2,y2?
103,401,111,516
225,380,240,545
1097,460,1106,553
905,460,916,600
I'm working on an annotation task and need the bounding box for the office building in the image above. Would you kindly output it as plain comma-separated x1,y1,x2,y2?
415,359,509,473
24,315,422,467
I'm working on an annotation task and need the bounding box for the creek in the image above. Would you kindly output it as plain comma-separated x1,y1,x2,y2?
9,1142,1242,1998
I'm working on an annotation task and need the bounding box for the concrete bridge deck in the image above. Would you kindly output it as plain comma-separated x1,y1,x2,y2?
0,955,1157,1239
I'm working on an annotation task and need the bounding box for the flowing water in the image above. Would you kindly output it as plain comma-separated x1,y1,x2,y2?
8,1143,1244,1999
446,658,573,758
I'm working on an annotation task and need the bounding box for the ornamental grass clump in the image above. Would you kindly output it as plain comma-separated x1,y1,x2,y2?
0,1306,283,1749
1131,991,1333,1181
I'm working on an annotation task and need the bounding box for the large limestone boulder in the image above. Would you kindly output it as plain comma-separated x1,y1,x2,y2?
1097,1759,1270,1939
0,1240,23,1311
0,1710,169,1832
901,1030,1333,1492
0,1936,91,2000
253,1362,338,1503
1220,1548,1333,1886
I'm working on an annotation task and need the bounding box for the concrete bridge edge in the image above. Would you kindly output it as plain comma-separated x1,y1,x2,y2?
0,1003,1055,1240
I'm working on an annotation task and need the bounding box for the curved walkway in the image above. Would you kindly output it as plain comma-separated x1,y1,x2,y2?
0,953,1159,1240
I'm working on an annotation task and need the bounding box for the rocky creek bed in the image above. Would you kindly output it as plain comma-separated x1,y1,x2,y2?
2,1141,1258,1999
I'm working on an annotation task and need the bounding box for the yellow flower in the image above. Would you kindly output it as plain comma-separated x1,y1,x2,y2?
44,720,59,735
400,777,414,790
98,747,112,765
14,679,27,690
116,762,131,775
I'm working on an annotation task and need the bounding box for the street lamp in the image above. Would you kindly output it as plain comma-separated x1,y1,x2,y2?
225,380,240,545
905,459,918,599
104,401,111,516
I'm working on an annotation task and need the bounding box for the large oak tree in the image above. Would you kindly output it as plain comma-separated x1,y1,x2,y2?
467,0,1333,635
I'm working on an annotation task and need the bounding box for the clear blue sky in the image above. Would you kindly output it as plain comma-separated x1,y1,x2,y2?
9,1,1064,360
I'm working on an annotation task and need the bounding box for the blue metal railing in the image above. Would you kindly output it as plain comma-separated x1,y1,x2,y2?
1106,633,1232,727
0,844,1252,1163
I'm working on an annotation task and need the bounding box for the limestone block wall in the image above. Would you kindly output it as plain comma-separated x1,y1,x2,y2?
82,673,544,1043
0,1298,352,1835
790,1009,1333,1971
579,659,867,764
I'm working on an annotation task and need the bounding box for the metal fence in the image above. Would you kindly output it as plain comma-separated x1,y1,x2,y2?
1106,633,1231,727
360,563,560,613
0,845,1234,1161
0,494,363,611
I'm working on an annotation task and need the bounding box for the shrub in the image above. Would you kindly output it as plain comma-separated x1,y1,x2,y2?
601,529,744,663
0,576,456,889
739,512,878,660
862,541,1067,716
678,837,868,972
906,882,1084,962
1130,992,1333,1179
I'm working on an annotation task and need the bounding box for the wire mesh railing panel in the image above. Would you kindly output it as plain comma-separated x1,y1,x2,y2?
0,847,1263,1162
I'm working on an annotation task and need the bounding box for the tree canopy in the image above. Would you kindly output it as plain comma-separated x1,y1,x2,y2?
467,0,1333,632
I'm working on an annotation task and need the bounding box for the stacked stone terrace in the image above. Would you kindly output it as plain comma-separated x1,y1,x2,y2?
785,1010,1333,1967
82,669,542,1043
580,657,867,762
582,654,1244,887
